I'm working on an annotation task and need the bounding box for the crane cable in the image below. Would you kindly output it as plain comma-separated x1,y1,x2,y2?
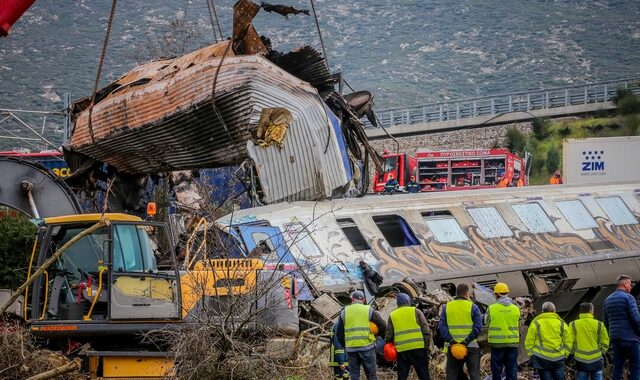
87,0,117,144
309,0,328,68
206,0,224,43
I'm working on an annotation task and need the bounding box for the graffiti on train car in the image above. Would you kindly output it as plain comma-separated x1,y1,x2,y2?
329,213,640,281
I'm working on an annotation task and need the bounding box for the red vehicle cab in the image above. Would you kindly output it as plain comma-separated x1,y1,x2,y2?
372,150,418,193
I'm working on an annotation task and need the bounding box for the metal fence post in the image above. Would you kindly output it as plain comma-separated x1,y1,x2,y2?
565,89,569,107
491,99,495,115
545,92,549,108
456,103,460,120
527,94,531,111
473,101,477,116
390,110,394,126
63,92,71,143
508,96,512,112
439,105,443,121
422,107,426,123
604,85,608,102
584,87,588,104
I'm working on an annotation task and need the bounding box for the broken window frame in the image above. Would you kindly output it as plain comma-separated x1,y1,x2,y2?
467,207,513,238
371,214,421,248
555,199,598,230
512,203,558,234
336,218,371,252
421,211,468,243
595,196,638,226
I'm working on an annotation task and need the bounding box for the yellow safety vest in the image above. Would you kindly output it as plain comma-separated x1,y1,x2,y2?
344,303,374,350
445,299,476,344
570,313,609,364
487,301,520,345
390,306,425,352
527,313,571,361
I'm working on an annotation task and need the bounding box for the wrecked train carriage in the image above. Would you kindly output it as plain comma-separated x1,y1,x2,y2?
216,182,640,317
66,44,353,204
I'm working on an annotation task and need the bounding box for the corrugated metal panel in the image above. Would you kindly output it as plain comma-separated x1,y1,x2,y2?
245,83,351,203
68,51,352,203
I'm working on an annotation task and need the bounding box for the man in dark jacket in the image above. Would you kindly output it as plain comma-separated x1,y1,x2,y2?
385,293,432,380
603,274,640,380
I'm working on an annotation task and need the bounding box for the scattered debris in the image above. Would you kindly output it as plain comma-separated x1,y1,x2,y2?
260,2,310,18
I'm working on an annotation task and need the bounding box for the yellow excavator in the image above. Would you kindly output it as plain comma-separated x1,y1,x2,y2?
0,157,298,379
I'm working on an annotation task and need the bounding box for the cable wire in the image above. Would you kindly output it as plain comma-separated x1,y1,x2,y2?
309,0,328,68
87,0,117,144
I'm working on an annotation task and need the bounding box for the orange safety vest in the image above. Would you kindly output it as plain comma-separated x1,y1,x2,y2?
549,176,563,185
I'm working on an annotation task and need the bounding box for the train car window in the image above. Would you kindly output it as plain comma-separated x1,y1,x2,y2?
556,200,598,230
421,212,468,243
512,203,557,233
283,221,322,258
596,197,638,225
372,215,420,247
467,207,513,238
337,218,371,251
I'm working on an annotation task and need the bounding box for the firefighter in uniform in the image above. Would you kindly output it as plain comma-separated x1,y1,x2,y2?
570,302,610,380
330,322,350,379
525,302,574,380
383,174,399,194
406,176,420,193
439,283,483,380
385,293,431,380
335,291,386,380
486,282,520,380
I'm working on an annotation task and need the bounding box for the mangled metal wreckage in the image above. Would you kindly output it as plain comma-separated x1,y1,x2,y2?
64,0,379,208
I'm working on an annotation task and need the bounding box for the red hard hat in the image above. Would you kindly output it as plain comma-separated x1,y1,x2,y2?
383,342,397,362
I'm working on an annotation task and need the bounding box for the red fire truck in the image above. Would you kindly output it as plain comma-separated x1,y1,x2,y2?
373,148,527,193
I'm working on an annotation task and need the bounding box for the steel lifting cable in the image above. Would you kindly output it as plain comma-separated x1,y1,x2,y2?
206,0,224,43
87,0,117,144
309,0,329,68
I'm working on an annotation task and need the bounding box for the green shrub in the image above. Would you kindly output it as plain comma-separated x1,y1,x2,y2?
506,128,526,155
558,126,572,137
622,115,640,135
532,118,550,140
0,215,37,290
613,88,640,115
546,146,561,174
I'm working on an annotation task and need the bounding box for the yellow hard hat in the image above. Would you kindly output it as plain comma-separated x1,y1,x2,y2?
450,343,468,360
494,282,509,294
370,321,379,336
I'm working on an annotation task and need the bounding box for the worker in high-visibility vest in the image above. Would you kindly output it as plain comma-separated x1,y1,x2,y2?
549,170,563,185
485,282,520,380
439,283,483,380
330,322,350,379
570,302,610,380
496,175,509,188
525,302,574,380
335,291,386,380
385,293,432,380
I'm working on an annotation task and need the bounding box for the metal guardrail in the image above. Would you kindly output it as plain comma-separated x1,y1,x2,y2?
367,77,640,129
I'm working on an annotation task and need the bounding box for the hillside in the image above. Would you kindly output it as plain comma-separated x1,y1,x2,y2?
508,93,640,184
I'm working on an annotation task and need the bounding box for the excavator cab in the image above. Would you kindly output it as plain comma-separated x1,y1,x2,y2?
27,214,182,342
